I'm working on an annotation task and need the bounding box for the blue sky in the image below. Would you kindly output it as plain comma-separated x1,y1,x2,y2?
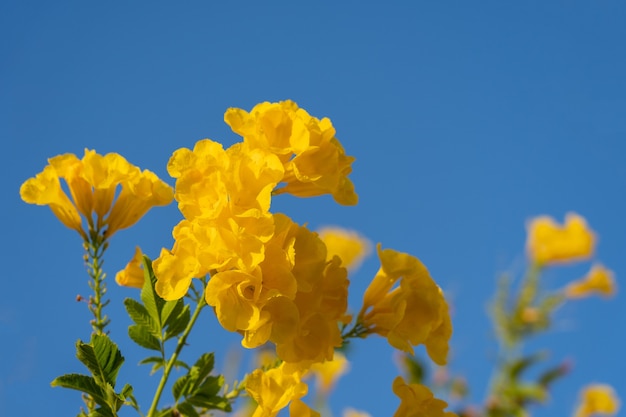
2,1,625,416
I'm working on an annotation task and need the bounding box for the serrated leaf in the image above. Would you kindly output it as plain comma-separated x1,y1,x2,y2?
187,376,230,411
140,256,165,331
51,373,107,406
76,334,124,387
124,298,159,335
175,402,200,417
161,298,184,326
173,353,217,402
164,304,191,341
129,325,161,351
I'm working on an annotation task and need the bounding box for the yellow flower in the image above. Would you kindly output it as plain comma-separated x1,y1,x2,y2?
246,363,310,417
318,226,372,271
20,149,174,239
224,100,358,206
573,384,620,417
565,264,616,299
115,246,145,288
20,165,84,237
359,245,452,365
343,408,372,417
526,212,596,266
392,376,458,417
307,351,350,394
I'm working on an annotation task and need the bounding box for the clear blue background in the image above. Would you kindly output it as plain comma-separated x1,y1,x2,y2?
2,1,625,416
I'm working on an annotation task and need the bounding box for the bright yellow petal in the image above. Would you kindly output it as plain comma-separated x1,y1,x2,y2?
565,264,616,299
115,246,145,288
573,384,620,417
20,165,84,236
526,212,596,265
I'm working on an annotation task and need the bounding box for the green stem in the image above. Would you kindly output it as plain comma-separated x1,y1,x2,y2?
85,230,110,335
146,287,207,417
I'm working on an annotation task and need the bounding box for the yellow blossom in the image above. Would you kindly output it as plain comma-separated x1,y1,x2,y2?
565,264,616,299
359,245,452,365
307,351,350,394
20,149,173,239
573,384,620,417
224,100,358,205
115,246,145,288
343,409,372,417
246,363,311,417
526,212,596,266
318,226,372,271
392,376,458,417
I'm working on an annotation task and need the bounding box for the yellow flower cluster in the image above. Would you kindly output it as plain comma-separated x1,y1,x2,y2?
152,102,357,371
526,212,617,300
358,245,452,365
146,100,452,415
20,149,174,239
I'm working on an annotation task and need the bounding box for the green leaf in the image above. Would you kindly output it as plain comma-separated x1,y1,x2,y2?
508,352,547,380
175,402,200,417
164,304,191,341
174,353,214,399
187,376,231,411
76,334,125,387
140,256,165,330
538,362,569,387
129,324,161,351
161,298,184,326
124,298,159,335
173,353,229,412
51,373,107,406
402,354,425,384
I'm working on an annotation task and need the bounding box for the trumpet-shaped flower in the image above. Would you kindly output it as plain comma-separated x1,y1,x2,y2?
115,246,145,288
318,226,372,271
573,384,620,417
359,245,452,365
392,377,458,417
246,363,310,417
20,149,174,239
224,100,358,205
526,212,596,266
565,264,616,299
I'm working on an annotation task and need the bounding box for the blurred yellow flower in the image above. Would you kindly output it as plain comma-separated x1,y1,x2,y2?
307,351,350,394
20,149,174,239
565,264,616,299
392,376,458,417
343,408,371,417
526,212,595,266
115,246,145,288
573,384,620,417
317,226,372,271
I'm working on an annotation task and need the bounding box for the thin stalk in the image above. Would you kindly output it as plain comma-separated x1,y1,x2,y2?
85,228,110,335
146,287,207,417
